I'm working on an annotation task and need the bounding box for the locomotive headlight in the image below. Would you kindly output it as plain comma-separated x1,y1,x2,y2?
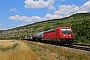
69,35,71,37
63,35,65,36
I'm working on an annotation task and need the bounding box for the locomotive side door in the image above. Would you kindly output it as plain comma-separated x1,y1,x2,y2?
56,28,62,39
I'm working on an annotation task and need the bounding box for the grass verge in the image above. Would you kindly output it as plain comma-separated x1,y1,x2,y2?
25,41,90,60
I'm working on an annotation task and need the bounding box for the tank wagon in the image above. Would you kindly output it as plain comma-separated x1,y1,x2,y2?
24,27,74,45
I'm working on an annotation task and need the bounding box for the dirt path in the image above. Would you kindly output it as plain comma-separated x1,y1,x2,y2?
14,40,41,60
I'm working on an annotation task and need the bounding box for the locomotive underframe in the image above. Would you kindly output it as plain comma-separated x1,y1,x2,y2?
41,38,74,45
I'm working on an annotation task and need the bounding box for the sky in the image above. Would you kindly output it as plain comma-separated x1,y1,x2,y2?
0,0,90,30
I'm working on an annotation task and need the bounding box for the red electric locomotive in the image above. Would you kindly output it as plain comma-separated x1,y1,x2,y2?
44,27,74,44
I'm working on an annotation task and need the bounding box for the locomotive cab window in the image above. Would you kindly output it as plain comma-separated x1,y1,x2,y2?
61,28,72,34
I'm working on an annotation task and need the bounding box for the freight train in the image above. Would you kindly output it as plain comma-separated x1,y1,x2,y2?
23,27,74,45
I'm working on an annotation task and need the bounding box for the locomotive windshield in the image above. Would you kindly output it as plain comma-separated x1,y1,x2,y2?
61,28,72,34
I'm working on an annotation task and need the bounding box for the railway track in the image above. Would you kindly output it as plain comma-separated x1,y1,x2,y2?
41,41,89,51
69,44,90,51
49,43,90,54
41,41,90,52
40,41,90,54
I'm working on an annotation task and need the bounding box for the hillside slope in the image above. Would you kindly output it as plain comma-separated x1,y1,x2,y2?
0,13,90,44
